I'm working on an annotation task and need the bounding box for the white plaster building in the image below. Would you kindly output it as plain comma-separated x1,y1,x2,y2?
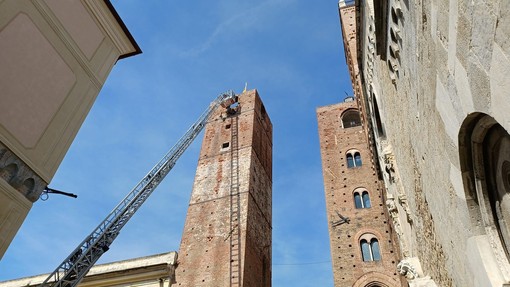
0,0,140,259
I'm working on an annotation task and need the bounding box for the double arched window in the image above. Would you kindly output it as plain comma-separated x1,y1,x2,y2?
360,234,381,262
341,109,362,128
346,150,362,168
354,188,371,209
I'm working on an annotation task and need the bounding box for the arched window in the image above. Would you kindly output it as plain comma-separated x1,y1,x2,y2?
347,153,355,168
354,193,363,208
353,188,371,209
459,113,510,260
346,150,362,168
362,191,371,208
360,235,381,261
341,109,362,128
371,239,381,260
361,239,371,261
354,152,362,166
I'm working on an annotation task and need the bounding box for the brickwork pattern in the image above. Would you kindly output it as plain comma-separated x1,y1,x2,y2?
175,90,272,287
317,102,403,287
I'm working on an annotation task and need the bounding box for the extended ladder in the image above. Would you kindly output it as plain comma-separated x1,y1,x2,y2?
229,112,242,287
40,90,237,287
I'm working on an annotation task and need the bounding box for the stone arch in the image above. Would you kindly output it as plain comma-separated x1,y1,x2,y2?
458,112,510,270
352,271,399,287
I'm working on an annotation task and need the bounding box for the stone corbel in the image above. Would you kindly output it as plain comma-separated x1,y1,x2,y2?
382,147,396,184
398,194,413,223
397,257,438,287
386,195,410,257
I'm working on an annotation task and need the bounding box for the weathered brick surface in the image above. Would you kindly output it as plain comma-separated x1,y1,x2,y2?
317,102,404,287
175,90,272,287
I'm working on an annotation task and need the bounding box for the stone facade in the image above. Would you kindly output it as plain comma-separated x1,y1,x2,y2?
175,89,272,287
344,0,510,286
0,0,140,260
316,3,405,286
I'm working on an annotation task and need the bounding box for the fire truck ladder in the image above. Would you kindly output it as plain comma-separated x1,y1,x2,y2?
39,90,238,287
229,111,242,287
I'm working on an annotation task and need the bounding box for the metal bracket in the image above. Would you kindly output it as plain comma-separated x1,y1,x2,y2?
331,210,350,227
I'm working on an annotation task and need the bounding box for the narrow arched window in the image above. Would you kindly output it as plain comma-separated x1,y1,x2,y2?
361,239,371,261
371,239,381,261
347,153,355,168
354,152,362,166
354,192,363,208
362,191,371,208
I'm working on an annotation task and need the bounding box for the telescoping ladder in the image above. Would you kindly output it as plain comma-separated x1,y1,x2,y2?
40,90,238,287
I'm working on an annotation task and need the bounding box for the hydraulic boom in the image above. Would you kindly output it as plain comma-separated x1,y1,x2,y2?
40,90,238,287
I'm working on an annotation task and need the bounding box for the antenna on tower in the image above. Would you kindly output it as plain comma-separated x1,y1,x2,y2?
243,82,248,93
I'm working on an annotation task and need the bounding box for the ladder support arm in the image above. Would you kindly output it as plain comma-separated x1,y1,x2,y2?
40,90,237,287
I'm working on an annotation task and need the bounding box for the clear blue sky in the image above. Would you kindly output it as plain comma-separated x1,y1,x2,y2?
0,1,353,286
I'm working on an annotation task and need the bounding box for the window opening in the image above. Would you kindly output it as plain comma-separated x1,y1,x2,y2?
342,109,362,128
371,239,381,261
347,154,355,168
360,236,381,261
222,142,230,149
354,193,363,209
361,239,371,261
460,114,510,261
354,152,362,166
362,191,371,208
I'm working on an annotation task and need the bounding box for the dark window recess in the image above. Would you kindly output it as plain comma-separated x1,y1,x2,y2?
374,0,389,60
342,110,362,128
225,124,231,129
222,142,230,149
372,95,385,137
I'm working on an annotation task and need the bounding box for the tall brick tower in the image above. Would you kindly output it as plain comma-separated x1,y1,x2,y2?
175,90,272,287
317,101,402,286
314,1,404,286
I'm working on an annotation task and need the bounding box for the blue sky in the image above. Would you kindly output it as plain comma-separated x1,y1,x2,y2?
0,1,353,286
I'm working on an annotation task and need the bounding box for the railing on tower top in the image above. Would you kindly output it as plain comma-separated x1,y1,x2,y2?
339,0,356,8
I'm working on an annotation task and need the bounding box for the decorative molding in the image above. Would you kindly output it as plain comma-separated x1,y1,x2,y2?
0,142,47,202
83,1,138,57
397,258,420,280
386,195,410,257
398,193,413,223
397,257,439,287
387,0,405,83
32,0,102,89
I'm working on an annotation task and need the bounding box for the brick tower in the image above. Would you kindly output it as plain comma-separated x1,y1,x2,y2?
317,101,402,287
175,90,272,287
